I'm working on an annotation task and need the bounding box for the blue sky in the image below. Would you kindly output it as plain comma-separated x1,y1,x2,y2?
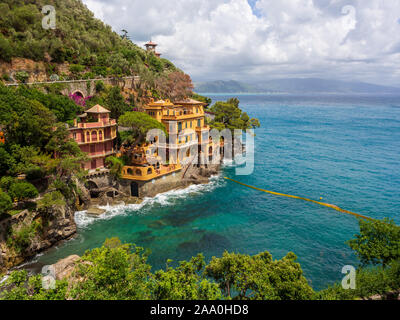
83,0,400,86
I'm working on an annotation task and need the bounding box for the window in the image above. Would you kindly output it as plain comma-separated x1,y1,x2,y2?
197,119,201,127
178,122,182,131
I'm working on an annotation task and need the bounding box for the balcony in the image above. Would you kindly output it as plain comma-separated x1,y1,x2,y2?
72,119,117,129
121,164,182,181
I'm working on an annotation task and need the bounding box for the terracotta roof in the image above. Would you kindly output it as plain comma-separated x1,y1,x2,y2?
86,105,111,114
145,41,157,46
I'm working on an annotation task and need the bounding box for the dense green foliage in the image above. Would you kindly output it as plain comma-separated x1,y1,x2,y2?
347,218,400,268
0,0,177,80
105,156,124,179
8,181,38,202
119,111,167,145
16,86,83,122
0,238,311,300
85,86,131,120
208,98,261,132
0,190,13,215
205,251,314,300
6,220,41,254
316,218,400,300
0,84,87,218
37,191,66,212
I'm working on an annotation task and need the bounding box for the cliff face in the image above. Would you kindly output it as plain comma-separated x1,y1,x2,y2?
0,195,78,274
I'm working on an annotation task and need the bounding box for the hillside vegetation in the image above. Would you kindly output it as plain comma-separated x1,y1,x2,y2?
0,0,181,83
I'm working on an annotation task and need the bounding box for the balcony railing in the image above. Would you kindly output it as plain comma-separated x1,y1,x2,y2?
121,164,182,181
73,119,117,129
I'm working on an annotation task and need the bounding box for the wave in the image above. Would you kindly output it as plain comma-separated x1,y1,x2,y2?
74,175,224,229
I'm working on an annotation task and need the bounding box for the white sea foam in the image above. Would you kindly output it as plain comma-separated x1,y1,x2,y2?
74,175,224,228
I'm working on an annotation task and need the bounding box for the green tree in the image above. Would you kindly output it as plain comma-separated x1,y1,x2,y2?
0,176,16,192
119,111,167,145
205,251,314,300
37,191,66,212
69,238,152,300
15,72,29,84
250,118,261,129
347,218,400,268
105,156,124,179
0,147,16,176
153,254,222,300
209,98,260,132
9,182,38,202
0,35,13,62
0,191,13,215
104,86,131,120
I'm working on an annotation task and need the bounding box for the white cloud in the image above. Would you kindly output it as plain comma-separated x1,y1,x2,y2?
82,0,400,86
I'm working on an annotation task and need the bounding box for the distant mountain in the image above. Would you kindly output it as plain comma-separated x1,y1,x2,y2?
194,80,263,93
195,78,400,94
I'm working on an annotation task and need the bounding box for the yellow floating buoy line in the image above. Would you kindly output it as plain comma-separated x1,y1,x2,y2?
224,177,377,222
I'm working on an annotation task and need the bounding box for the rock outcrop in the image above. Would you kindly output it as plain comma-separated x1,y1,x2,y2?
52,255,81,281
0,195,78,274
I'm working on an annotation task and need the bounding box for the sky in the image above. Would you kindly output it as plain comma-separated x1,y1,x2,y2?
82,0,400,86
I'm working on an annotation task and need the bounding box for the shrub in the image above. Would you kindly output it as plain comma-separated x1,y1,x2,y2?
9,182,38,202
15,71,29,84
37,191,65,211
0,191,13,215
105,156,124,179
0,176,16,192
2,73,11,82
95,80,105,93
25,166,46,181
7,220,40,254
0,36,13,62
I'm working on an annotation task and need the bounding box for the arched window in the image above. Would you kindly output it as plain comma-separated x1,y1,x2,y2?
127,168,133,175
99,130,103,141
136,169,142,176
86,131,90,142
92,131,97,142
147,168,153,175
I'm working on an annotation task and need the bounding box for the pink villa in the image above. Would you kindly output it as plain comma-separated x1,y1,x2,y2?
68,105,117,170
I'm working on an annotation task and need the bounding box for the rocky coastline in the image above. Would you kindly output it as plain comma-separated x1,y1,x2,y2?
0,164,220,275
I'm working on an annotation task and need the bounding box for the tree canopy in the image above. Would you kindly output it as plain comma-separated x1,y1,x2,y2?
347,218,400,268
0,238,312,301
118,111,167,145
209,98,261,132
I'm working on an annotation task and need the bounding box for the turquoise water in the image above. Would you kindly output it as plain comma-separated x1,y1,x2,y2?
33,94,400,290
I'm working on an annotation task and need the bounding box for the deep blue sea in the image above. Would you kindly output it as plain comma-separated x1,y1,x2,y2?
32,94,400,290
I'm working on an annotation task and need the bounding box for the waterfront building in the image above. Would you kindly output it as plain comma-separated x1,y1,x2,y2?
145,40,161,57
68,105,117,170
120,98,218,182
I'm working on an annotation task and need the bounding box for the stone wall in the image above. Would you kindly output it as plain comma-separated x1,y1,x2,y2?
118,164,220,198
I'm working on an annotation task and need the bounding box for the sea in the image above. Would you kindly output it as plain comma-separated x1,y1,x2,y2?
23,93,400,291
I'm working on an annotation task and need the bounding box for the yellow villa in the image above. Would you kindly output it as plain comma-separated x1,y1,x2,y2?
121,98,218,182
